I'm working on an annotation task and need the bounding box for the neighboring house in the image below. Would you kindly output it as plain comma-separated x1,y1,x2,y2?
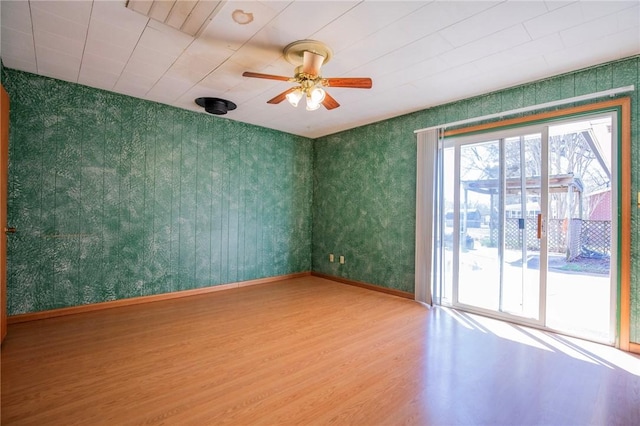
586,188,612,221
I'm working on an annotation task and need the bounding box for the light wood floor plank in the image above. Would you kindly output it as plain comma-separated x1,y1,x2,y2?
2,276,639,425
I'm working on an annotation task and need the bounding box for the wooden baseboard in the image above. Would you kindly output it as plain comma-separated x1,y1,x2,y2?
7,272,311,324
629,343,640,355
311,272,413,300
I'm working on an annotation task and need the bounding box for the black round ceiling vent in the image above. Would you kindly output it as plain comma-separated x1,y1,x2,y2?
195,97,237,115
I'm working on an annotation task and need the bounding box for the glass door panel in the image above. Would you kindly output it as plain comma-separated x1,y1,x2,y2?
457,141,501,311
544,117,614,343
452,134,543,322
441,147,454,305
501,135,541,320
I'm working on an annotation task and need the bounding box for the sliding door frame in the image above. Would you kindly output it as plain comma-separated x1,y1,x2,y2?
441,97,632,351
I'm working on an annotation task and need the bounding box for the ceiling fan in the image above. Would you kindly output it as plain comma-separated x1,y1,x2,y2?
242,40,372,111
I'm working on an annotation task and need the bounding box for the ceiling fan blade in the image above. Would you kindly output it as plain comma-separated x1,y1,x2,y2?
324,77,372,89
302,51,324,76
267,87,297,104
243,71,291,82
322,91,340,110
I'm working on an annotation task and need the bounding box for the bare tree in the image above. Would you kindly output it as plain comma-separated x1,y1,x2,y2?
459,132,608,219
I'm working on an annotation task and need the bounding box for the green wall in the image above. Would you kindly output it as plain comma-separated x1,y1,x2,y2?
4,56,640,344
312,117,417,292
2,69,313,315
313,56,640,342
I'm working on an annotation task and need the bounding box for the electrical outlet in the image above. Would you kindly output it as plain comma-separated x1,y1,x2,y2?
329,253,334,262
339,255,345,264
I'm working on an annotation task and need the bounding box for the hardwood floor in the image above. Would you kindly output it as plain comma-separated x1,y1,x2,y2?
2,276,639,425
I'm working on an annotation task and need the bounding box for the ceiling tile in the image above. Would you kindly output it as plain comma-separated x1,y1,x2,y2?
146,74,196,103
78,65,120,92
251,1,357,51
543,1,574,12
83,36,134,65
580,0,639,21
0,54,38,74
439,1,547,47
181,1,223,36
547,26,640,73
389,1,500,40
164,0,198,31
127,0,153,16
321,1,500,76
461,56,553,97
1,27,36,64
329,26,420,74
198,0,289,52
127,0,224,37
195,60,248,93
619,4,640,28
349,33,453,78
308,1,420,53
439,25,532,68
181,38,234,66
91,0,149,32
138,20,193,56
36,45,82,81
0,0,33,33
123,47,177,81
30,0,92,25
147,1,180,24
163,52,221,84
113,71,158,97
130,46,178,70
470,33,564,75
86,18,143,51
523,2,584,40
400,55,451,81
560,4,640,48
33,30,85,60
227,36,284,71
30,3,89,42
80,51,127,76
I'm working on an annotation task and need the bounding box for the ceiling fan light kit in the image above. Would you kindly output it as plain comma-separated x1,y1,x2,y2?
305,87,326,111
243,40,372,111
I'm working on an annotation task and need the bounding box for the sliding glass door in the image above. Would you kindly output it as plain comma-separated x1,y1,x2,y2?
439,112,616,343
444,131,544,324
543,117,616,342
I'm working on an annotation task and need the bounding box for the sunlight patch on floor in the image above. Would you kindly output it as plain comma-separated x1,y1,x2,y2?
465,312,552,352
439,307,640,375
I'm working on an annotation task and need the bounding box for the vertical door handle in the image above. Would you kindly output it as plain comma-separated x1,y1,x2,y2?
536,214,543,239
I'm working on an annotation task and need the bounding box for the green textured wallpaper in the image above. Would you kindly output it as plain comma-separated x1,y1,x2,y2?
2,69,312,315
313,56,640,342
312,117,418,292
3,56,640,344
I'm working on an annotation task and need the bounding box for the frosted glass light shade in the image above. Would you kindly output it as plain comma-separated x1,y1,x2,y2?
286,89,303,107
306,96,321,111
310,87,326,103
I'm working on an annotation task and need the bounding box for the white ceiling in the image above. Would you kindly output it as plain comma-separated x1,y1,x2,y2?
1,1,639,139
